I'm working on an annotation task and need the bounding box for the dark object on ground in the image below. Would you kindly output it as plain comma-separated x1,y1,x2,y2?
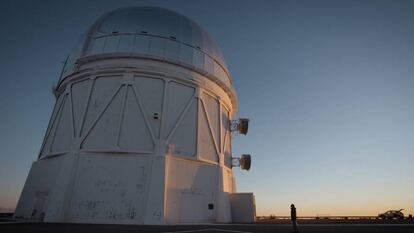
0,213,15,222
0,213,13,218
378,209,404,219
409,214,412,219
290,204,297,220
290,204,299,232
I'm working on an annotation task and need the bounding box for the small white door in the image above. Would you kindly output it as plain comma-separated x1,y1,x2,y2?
180,193,209,223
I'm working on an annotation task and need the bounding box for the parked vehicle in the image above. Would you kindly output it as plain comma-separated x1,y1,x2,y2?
378,209,404,219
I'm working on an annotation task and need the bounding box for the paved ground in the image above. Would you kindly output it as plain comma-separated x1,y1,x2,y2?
1,220,414,233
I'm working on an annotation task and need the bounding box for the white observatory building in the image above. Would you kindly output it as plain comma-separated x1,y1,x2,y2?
15,7,255,224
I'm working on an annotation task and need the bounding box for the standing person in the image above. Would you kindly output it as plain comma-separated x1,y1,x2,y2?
290,204,299,232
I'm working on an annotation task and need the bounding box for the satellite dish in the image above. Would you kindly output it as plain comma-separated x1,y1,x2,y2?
237,118,249,135
240,154,251,170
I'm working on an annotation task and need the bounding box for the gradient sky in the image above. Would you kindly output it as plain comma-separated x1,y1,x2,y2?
1,0,413,216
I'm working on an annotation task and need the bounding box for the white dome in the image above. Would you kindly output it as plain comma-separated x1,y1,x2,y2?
61,7,231,86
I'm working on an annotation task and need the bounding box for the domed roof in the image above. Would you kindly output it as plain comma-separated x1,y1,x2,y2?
61,7,231,86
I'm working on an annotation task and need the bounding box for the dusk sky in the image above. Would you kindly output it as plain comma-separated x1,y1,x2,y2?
1,0,413,216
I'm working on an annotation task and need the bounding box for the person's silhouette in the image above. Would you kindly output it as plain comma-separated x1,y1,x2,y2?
290,204,299,232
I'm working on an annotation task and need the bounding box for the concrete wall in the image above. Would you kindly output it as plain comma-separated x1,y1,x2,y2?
14,157,63,219
165,156,219,223
229,193,256,223
68,154,153,223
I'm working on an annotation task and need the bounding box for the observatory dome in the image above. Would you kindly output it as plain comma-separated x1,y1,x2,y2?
16,6,255,225
62,7,231,87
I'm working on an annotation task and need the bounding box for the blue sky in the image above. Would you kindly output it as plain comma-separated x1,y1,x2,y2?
1,0,413,216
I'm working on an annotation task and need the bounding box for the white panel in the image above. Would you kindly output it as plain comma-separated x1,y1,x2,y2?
199,100,218,162
178,45,193,65
221,108,232,168
216,65,228,85
202,93,220,151
224,131,232,165
224,150,232,168
134,76,164,138
118,86,154,151
167,159,218,190
70,154,150,222
40,94,65,156
149,37,164,57
82,86,124,149
103,36,120,52
88,37,106,55
164,82,195,138
14,157,64,219
165,158,218,223
224,126,231,153
81,76,123,136
221,108,229,150
223,169,233,192
179,193,208,223
204,55,214,74
229,193,256,223
117,35,135,52
133,35,150,54
51,94,72,152
164,40,180,61
71,79,92,136
193,49,204,70
31,192,48,220
169,100,197,157
213,62,226,82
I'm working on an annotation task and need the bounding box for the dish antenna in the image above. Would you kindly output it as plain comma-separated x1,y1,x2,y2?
232,154,251,171
230,118,249,135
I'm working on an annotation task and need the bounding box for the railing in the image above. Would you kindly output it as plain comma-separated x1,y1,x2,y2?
257,216,410,220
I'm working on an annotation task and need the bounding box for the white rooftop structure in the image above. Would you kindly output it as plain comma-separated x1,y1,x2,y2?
15,7,255,224
62,7,234,100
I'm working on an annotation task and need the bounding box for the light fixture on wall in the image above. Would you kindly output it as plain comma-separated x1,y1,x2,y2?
230,118,249,135
232,154,251,171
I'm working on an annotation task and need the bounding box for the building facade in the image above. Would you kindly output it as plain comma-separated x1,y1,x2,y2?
14,7,255,224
